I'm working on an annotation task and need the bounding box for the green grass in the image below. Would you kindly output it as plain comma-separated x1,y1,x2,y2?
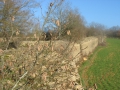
79,38,120,90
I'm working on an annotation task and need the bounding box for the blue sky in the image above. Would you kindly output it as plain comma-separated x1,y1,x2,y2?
35,0,120,28
69,0,120,28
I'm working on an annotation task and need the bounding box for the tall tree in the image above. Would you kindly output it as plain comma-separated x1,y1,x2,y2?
63,9,86,40
44,1,86,40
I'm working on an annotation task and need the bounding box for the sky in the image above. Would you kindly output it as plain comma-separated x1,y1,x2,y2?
35,0,120,28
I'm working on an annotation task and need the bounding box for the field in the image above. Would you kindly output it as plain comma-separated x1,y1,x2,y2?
79,38,120,90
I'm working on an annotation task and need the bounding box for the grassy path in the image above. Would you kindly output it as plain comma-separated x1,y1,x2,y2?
79,38,120,90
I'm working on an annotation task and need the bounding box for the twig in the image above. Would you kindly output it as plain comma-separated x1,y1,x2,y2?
11,71,28,90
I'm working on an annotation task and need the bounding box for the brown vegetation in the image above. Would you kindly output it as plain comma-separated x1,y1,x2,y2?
0,0,106,90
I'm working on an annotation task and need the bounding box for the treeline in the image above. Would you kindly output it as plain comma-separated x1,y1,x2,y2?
106,26,120,38
0,0,109,43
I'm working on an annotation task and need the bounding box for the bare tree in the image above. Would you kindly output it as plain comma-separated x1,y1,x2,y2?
45,2,86,41
61,9,86,41
106,26,120,38
0,0,38,42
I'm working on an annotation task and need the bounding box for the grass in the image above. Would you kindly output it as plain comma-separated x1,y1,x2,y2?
79,38,120,90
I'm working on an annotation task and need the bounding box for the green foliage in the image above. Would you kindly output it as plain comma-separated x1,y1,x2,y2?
79,38,120,89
